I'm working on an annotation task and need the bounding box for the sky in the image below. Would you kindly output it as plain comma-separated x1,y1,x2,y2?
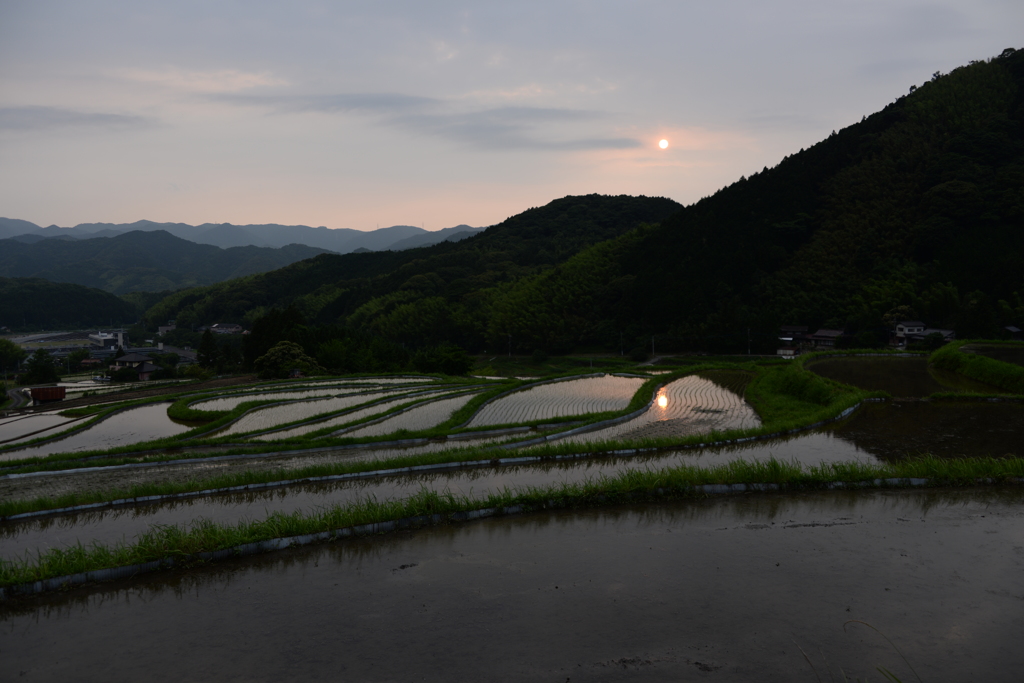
0,1,1021,232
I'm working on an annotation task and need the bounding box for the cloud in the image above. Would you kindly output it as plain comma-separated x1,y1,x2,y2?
215,92,641,151
0,106,152,131
117,67,287,93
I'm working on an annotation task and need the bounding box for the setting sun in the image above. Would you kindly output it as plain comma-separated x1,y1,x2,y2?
658,139,669,149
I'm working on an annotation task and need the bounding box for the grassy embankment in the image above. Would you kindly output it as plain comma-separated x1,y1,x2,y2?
3,455,1024,590
929,340,1024,395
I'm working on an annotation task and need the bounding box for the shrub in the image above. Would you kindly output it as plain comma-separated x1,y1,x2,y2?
253,341,325,379
412,344,473,375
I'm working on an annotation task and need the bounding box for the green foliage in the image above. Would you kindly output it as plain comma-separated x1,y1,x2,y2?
19,348,59,384
253,341,325,379
0,277,137,331
0,337,26,374
412,343,473,375
110,367,139,382
196,329,219,368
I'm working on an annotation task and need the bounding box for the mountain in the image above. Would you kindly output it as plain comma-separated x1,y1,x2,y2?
0,218,481,253
0,277,138,330
140,194,684,343
0,230,333,294
386,224,486,251
140,48,1024,355
482,47,1024,352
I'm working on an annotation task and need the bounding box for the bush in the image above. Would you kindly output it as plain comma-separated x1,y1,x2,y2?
110,367,139,383
254,341,325,379
412,344,473,375
628,346,649,362
531,348,549,364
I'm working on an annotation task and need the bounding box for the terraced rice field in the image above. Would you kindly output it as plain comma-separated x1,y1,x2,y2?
0,403,191,460
552,372,759,445
0,412,84,445
466,375,644,427
341,391,483,438
962,343,1024,368
216,389,428,437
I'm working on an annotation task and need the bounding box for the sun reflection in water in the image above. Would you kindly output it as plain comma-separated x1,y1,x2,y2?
657,395,668,408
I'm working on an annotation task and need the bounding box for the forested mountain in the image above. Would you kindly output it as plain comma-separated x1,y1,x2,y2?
142,48,1024,354
0,278,137,329
141,194,684,338
0,230,332,294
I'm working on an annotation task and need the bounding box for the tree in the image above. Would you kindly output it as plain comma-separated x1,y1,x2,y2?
411,344,473,376
253,341,325,379
0,338,27,378
197,330,220,368
68,348,91,373
20,349,59,384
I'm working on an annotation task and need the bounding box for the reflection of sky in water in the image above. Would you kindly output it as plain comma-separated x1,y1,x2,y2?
0,403,188,460
468,375,644,427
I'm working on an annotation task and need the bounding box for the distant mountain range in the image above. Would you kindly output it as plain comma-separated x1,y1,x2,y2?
0,218,484,253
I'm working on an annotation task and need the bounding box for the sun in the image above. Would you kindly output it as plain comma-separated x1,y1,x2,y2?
657,395,668,408
658,139,669,149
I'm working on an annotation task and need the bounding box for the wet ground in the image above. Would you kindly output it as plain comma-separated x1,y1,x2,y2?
808,356,1003,396
2,488,1023,681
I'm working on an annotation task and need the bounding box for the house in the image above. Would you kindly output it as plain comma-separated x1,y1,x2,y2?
211,323,243,335
894,320,926,343
157,324,176,336
136,362,161,381
778,325,809,345
110,353,154,370
808,329,844,348
1006,326,1022,341
776,346,800,358
906,328,956,344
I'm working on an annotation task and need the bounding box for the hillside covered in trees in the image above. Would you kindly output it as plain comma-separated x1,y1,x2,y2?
0,277,138,330
0,230,331,294
141,48,1024,355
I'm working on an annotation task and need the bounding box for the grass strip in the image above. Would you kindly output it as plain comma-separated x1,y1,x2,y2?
930,340,1024,394
3,455,1024,590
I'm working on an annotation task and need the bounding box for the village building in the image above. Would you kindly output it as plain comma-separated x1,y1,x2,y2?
808,329,844,348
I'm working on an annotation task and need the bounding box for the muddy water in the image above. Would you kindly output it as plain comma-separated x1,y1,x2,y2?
830,400,1024,460
808,356,1003,396
0,403,191,461
3,489,1024,681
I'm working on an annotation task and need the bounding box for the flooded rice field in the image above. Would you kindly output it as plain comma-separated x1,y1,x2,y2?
216,388,426,437
249,389,456,440
553,373,759,444
0,412,83,445
808,356,1002,396
466,374,644,427
963,343,1024,368
341,391,483,438
0,403,191,460
0,428,880,560
4,488,1023,681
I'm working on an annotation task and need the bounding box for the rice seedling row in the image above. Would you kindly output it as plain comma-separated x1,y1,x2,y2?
341,391,485,438
467,375,644,427
0,413,84,445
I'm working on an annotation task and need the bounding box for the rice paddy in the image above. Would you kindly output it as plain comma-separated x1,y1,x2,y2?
216,389,424,437
0,403,191,460
0,412,83,445
466,374,644,427
550,372,759,445
341,391,484,438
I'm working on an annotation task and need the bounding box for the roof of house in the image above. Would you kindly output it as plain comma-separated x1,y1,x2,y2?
810,329,844,338
116,353,153,363
137,362,161,373
1006,326,1022,333
896,320,926,327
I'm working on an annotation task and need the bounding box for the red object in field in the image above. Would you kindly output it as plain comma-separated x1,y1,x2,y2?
30,386,66,403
